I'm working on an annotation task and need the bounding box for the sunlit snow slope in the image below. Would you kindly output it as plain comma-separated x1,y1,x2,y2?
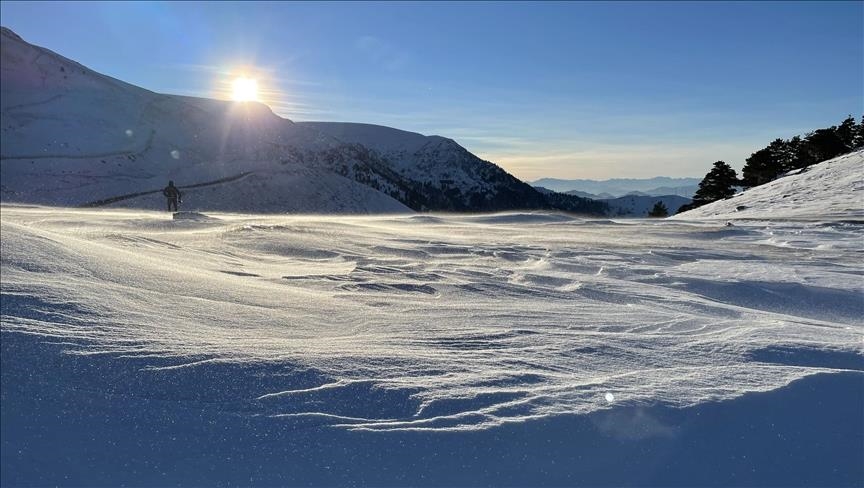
676,150,864,221
3,206,861,432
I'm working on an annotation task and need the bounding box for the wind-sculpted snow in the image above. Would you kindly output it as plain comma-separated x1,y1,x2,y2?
1,206,862,432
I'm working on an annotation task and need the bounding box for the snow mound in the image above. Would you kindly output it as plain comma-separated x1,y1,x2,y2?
172,211,216,221
675,150,864,221
460,212,580,224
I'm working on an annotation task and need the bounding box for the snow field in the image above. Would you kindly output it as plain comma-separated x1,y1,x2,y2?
2,205,861,432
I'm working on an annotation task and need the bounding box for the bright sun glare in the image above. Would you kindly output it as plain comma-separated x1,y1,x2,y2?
231,77,259,102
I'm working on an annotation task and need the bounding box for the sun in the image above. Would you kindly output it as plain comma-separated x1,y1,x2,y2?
231,77,259,102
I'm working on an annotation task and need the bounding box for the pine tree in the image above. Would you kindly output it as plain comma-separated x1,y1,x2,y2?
648,201,669,217
764,138,796,173
852,116,864,150
676,202,696,214
806,127,847,162
836,116,857,150
693,161,738,205
787,135,815,170
741,147,779,187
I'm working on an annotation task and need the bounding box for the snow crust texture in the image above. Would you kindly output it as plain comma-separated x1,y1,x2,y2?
676,150,864,221
2,206,861,432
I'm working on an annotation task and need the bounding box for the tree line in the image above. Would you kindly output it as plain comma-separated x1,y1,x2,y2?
677,115,864,214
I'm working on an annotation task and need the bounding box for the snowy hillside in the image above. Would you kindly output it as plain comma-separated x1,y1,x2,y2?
2,205,862,485
676,150,864,220
602,194,692,217
0,27,583,214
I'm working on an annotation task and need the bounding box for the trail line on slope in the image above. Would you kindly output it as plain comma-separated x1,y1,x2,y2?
80,171,253,207
1,93,64,111
0,129,156,162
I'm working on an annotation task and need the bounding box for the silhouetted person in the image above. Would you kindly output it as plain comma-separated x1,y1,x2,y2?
163,180,182,211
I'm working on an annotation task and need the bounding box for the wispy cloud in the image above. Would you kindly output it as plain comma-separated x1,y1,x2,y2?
354,35,411,72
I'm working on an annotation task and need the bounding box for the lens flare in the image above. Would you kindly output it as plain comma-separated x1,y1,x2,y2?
231,77,259,102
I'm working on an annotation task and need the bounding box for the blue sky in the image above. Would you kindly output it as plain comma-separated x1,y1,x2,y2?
1,1,862,180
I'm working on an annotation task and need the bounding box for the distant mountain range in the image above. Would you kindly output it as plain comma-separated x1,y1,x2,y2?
601,194,692,217
535,185,693,217
0,27,604,215
531,177,700,198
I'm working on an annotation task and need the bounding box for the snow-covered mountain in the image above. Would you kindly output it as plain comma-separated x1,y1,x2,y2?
531,176,700,197
0,27,598,214
602,194,692,217
675,150,864,221
294,122,556,212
